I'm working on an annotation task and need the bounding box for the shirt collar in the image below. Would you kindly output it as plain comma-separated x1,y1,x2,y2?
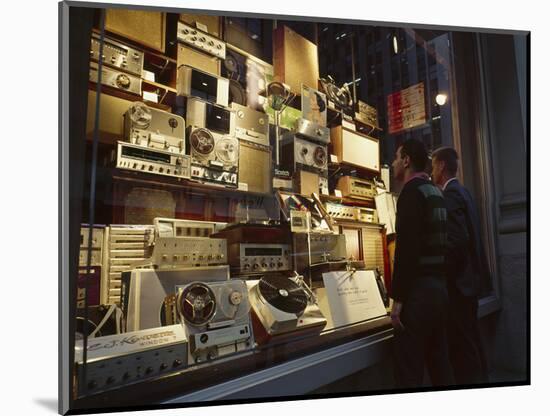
442,177,458,191
404,172,430,185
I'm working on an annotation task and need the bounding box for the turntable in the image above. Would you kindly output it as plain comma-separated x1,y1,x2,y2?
247,274,327,345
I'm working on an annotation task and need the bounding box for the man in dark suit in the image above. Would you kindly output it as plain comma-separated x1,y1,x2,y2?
390,139,454,388
431,146,489,385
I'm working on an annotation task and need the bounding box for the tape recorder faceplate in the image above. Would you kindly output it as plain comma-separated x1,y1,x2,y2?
247,275,326,343
176,279,254,363
124,102,185,154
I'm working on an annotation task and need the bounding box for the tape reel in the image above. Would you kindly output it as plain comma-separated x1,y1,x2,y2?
214,137,239,165
128,101,153,130
217,284,250,322
177,282,216,327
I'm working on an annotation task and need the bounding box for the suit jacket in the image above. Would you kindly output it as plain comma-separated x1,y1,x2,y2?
443,180,489,297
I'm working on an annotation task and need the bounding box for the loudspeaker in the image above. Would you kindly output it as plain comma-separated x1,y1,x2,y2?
238,141,272,194
105,9,166,53
330,126,380,172
273,25,319,95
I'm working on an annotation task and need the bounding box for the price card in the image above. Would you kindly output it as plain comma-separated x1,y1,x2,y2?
322,270,387,327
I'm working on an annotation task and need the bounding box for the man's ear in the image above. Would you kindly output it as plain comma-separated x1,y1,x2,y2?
402,154,410,169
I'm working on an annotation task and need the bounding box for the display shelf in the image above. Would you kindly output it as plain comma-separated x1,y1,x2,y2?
72,316,392,410
111,168,276,199
320,193,376,208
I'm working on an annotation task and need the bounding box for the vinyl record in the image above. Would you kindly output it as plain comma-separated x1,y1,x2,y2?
190,128,215,156
258,275,308,315
177,282,216,327
228,79,247,106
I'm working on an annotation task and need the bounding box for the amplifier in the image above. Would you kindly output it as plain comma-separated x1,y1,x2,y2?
89,61,141,96
90,33,144,77
154,217,227,238
105,9,166,52
177,21,226,59
74,325,187,397
336,176,376,201
122,266,230,331
177,43,220,76
325,202,359,222
281,134,328,175
294,118,330,144
325,202,378,224
124,102,185,154
358,207,378,223
150,236,227,269
185,97,235,136
179,13,222,39
232,103,269,146
273,25,319,94
228,243,292,274
301,84,327,127
293,233,347,274
330,126,380,172
238,140,272,194
177,65,229,108
116,141,191,180
102,225,155,305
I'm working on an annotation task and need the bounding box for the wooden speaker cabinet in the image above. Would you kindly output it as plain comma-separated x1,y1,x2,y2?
179,13,222,38
238,141,272,194
273,25,319,95
330,125,380,173
105,9,166,53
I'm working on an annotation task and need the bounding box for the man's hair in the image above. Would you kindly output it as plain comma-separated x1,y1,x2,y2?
432,146,459,176
399,139,428,172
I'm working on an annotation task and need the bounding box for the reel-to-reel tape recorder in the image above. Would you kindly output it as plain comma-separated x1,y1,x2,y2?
174,279,254,363
188,126,239,187
124,102,186,154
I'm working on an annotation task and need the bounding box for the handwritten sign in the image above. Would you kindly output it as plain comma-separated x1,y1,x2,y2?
387,82,426,134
